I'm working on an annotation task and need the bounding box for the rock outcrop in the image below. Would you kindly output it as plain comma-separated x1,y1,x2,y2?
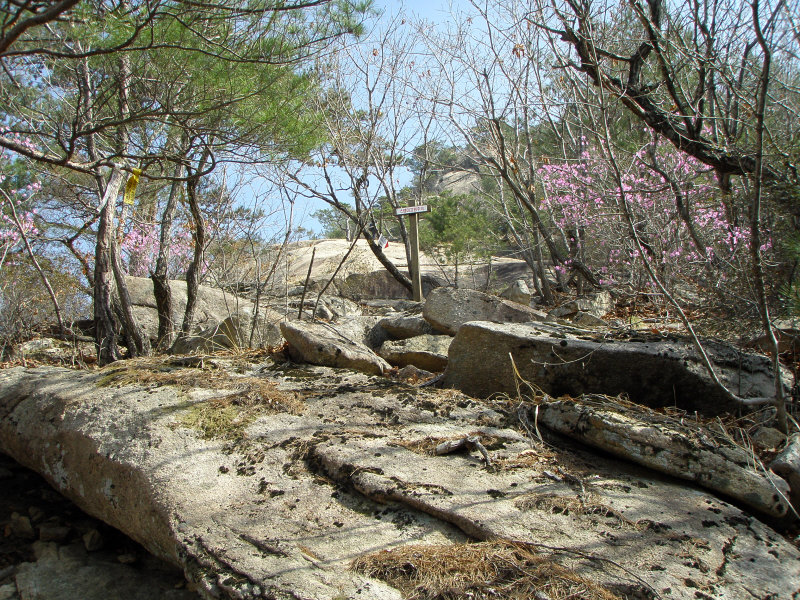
171,312,283,355
548,290,613,319
377,312,435,340
441,321,787,414
422,287,548,335
499,279,531,305
378,334,451,372
1,364,798,600
126,277,283,349
529,398,791,519
771,433,800,508
280,320,390,375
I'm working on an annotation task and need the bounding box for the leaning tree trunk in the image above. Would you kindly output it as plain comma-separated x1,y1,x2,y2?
179,170,206,338
151,162,184,350
94,168,126,365
110,229,151,359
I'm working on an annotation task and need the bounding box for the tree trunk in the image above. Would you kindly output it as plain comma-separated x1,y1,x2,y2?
362,233,413,294
179,170,206,338
94,169,126,365
110,230,150,358
151,162,184,349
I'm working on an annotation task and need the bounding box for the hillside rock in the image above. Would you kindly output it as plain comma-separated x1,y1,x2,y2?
499,279,531,305
378,335,451,372
771,434,800,508
377,312,435,339
171,312,283,354
280,320,390,375
571,310,609,327
125,277,284,351
339,270,442,301
15,541,197,600
441,321,787,415
1,365,798,600
422,287,548,335
548,290,613,319
529,398,791,519
332,316,391,349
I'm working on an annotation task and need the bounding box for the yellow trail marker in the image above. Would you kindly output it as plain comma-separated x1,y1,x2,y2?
123,168,142,206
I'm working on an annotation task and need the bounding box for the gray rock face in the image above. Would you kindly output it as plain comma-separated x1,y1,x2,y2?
442,321,787,415
333,316,391,350
280,320,390,375
126,277,269,348
771,433,800,508
499,279,531,305
339,270,442,301
378,313,435,339
530,399,790,519
15,541,196,600
378,335,452,372
172,311,284,354
285,296,362,322
570,310,608,328
422,287,547,335
548,290,613,319
1,366,798,600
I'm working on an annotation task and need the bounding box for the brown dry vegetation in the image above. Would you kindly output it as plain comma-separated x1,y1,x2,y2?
351,540,621,600
96,355,304,440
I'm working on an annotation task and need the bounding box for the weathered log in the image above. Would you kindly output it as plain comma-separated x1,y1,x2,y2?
531,398,792,519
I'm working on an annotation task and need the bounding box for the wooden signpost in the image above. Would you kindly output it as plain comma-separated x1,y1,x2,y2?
394,202,430,302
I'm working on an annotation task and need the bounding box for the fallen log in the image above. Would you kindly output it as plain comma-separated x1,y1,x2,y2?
529,396,792,520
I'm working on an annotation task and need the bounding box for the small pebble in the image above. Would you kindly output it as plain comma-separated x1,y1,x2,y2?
10,513,35,540
27,507,45,524
38,523,71,543
82,529,104,552
117,553,137,565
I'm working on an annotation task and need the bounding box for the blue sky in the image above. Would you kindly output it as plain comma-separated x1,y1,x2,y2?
380,0,465,22
278,0,474,239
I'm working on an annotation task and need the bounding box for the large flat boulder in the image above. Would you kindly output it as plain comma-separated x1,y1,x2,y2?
172,311,284,354
377,312,435,340
378,335,451,372
422,287,548,335
529,398,791,519
441,321,787,415
280,320,390,375
1,365,798,600
126,277,283,349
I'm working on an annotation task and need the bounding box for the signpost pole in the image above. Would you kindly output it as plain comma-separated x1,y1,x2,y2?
393,203,430,302
409,201,422,302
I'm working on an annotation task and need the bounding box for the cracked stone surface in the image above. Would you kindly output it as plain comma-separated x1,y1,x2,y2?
1,362,798,600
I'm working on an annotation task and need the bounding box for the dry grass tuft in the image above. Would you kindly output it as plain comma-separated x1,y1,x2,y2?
352,540,620,600
514,493,629,528
392,433,510,457
181,385,304,441
97,357,303,440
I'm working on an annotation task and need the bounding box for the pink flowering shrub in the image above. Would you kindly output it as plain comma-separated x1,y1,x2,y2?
1,148,41,267
537,137,768,291
120,221,195,278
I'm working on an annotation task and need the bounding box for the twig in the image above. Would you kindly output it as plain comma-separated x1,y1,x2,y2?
435,435,493,467
297,247,316,321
